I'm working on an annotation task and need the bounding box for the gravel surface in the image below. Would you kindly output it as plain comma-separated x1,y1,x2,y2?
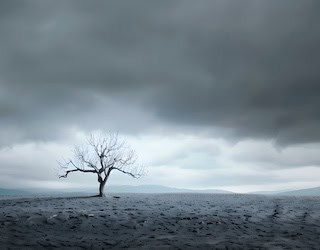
1,193,320,249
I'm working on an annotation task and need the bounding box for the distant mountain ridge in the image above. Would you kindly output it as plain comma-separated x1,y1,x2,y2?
276,186,320,196
0,185,232,196
2,185,320,197
247,190,287,195
248,186,320,196
0,188,31,196
105,185,233,194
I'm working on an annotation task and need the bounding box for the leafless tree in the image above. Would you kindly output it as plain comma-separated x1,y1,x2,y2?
58,133,143,197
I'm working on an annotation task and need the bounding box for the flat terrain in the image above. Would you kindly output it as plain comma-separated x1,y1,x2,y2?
1,193,320,249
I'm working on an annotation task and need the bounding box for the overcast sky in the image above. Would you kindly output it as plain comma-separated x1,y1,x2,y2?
1,0,320,193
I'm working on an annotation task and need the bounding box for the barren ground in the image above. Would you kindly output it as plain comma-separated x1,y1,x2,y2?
1,193,320,249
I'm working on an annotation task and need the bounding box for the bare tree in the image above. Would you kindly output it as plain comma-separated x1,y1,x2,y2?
59,133,143,197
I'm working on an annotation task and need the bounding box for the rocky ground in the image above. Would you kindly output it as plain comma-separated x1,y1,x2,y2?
1,193,320,249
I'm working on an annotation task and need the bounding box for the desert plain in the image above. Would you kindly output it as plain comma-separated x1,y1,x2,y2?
1,193,320,249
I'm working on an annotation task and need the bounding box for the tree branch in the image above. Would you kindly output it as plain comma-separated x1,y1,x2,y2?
111,167,142,179
58,160,97,178
58,132,144,197
59,168,97,178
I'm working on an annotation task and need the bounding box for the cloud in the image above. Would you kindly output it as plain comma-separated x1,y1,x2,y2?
1,1,320,192
128,134,221,168
0,0,320,147
1,134,320,192
227,140,320,168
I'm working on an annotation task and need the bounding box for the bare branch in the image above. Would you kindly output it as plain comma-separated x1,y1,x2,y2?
111,166,143,179
58,132,144,196
59,168,96,178
58,160,97,178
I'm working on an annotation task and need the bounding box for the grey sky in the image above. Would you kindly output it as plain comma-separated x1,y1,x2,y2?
1,0,320,192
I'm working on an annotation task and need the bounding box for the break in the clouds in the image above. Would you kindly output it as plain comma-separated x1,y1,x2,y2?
1,0,320,192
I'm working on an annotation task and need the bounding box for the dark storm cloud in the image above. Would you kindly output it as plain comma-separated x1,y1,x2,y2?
1,0,320,146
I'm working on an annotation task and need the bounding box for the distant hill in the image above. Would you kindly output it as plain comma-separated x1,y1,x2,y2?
247,190,282,195
0,188,32,196
247,189,295,195
276,186,320,196
105,185,233,194
0,185,232,197
4,185,320,196
247,187,320,196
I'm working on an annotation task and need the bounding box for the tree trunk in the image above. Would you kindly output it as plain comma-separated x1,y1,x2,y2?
98,181,106,197
97,169,112,197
